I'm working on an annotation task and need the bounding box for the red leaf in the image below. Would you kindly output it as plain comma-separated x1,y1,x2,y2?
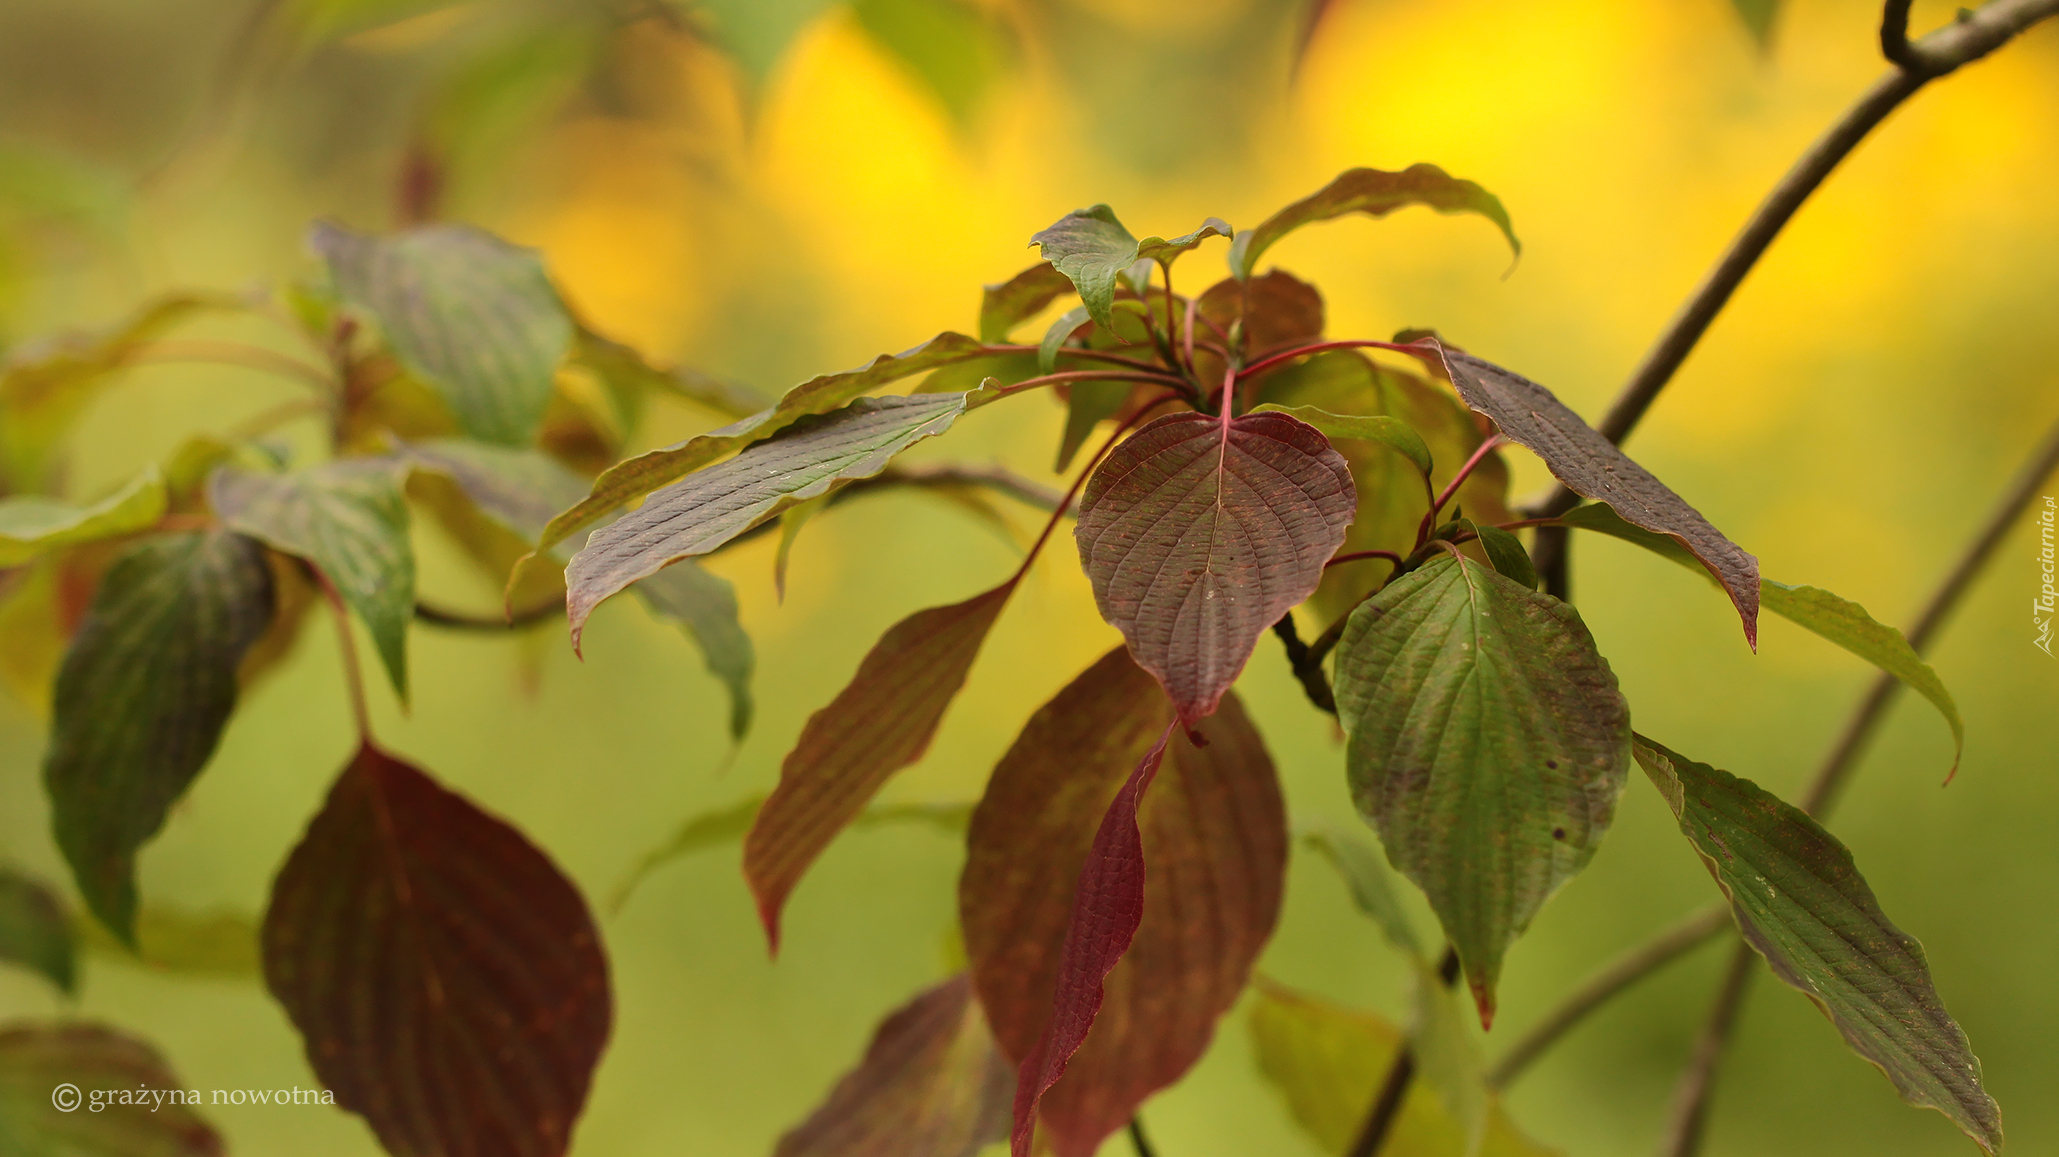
774,974,1012,1157
745,581,1015,951
262,743,612,1157
1074,411,1354,721
959,648,1287,1157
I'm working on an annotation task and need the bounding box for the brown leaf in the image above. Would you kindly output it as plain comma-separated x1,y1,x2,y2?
775,974,1012,1157
961,648,1286,1157
0,1021,223,1156
1402,338,1760,645
262,743,612,1157
746,581,1015,950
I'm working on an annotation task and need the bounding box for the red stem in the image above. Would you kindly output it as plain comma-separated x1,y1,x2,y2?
1235,338,1415,382
1415,435,1504,548
990,369,1187,398
316,571,374,742
1325,549,1404,571
1009,390,1183,584
987,344,1172,375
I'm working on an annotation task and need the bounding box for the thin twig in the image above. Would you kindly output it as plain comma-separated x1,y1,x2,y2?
1271,613,1337,715
316,572,372,741
415,598,567,631
1486,904,1732,1088
1127,1115,1159,1157
1657,411,2059,1155
1529,0,2059,594
129,339,335,391
1347,947,1461,1157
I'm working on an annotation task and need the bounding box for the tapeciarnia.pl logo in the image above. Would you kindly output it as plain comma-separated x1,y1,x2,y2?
2036,496,2055,657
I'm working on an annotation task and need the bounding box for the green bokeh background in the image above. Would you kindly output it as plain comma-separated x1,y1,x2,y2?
2,0,2056,1154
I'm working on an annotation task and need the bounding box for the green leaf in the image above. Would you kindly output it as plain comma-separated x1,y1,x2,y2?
211,460,414,700
524,331,987,568
44,531,275,943
1231,165,1519,280
1300,819,1424,959
1334,554,1630,1025
1466,521,1538,590
0,869,75,995
773,493,829,602
633,559,755,742
1030,207,1230,329
851,0,1014,128
565,392,970,649
747,580,1015,949
1560,502,1962,773
1037,305,1091,374
1054,379,1132,473
0,466,166,567
691,0,840,86
1729,0,1779,47
311,221,573,446
979,261,1073,343
0,1022,223,1156
404,438,591,546
1247,979,1560,1157
0,293,238,491
1632,736,2001,1152
1250,403,1433,483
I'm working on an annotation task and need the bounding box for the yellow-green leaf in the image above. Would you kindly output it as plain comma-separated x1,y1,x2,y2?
0,466,165,567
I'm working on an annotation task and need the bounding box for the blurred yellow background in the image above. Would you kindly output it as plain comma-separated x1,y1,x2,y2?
1,0,2056,1154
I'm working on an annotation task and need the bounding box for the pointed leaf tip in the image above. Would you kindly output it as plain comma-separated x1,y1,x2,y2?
1075,410,1355,721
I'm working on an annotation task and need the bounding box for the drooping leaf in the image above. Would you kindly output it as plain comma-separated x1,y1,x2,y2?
0,292,238,490
1250,404,1433,483
0,1022,222,1156
1230,165,1519,280
1400,339,1761,646
634,559,756,742
979,261,1074,343
1333,554,1630,1025
746,580,1015,950
565,393,970,649
1301,824,1488,1152
1247,979,1560,1157
1075,410,1355,721
1030,207,1230,329
405,438,592,544
526,331,987,569
311,221,573,446
263,743,612,1157
1559,502,1961,771
1632,737,2001,1152
211,460,414,699
775,973,1012,1157
0,466,166,567
1247,351,1515,629
0,870,75,994
44,531,275,943
960,647,1286,1157
773,493,829,602
77,905,259,979
852,0,1015,129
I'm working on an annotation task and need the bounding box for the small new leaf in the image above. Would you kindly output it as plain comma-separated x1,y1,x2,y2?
311,222,573,446
263,743,612,1157
746,581,1014,950
1402,340,1761,646
0,465,167,567
1632,736,2001,1152
774,974,1012,1157
1334,555,1630,1025
44,531,274,943
1231,165,1519,280
1030,207,1229,329
212,460,414,700
565,393,970,649
1075,410,1355,721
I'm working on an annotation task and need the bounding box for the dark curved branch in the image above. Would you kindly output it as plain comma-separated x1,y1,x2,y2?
415,597,566,631
1529,0,2059,595
1346,947,1461,1157
1271,613,1337,715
